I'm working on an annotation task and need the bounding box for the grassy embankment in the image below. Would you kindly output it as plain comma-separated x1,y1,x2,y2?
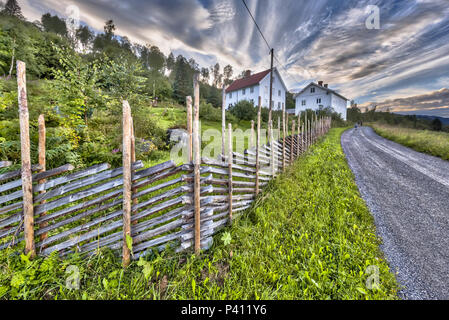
370,123,449,161
0,127,398,300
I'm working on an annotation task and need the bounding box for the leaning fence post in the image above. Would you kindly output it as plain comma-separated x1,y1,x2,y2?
296,112,300,157
222,86,226,158
228,123,233,223
186,96,193,162
255,96,261,195
122,100,132,267
193,74,201,254
131,117,139,225
270,120,275,176
17,61,35,258
38,114,48,242
282,104,286,170
301,119,305,154
250,120,254,149
290,120,295,163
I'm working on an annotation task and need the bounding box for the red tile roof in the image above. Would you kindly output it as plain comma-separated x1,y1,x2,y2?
225,69,271,93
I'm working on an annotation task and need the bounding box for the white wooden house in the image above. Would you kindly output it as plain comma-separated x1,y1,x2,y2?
294,81,349,120
225,68,287,110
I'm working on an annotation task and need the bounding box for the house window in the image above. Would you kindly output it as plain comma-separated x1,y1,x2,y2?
278,102,281,109
311,87,315,93
229,92,232,99
242,88,246,95
302,100,306,106
250,86,254,93
317,98,321,104
278,90,281,97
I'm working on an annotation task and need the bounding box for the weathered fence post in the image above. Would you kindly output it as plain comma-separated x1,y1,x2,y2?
270,120,275,176
255,96,261,195
186,96,193,162
122,100,132,267
250,120,254,149
17,61,35,258
297,112,301,157
228,123,233,223
222,86,226,158
38,114,48,242
131,117,138,225
307,120,312,149
301,118,305,154
282,104,286,170
193,74,201,254
290,120,295,163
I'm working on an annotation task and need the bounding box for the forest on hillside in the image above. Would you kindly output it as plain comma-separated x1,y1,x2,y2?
0,0,298,171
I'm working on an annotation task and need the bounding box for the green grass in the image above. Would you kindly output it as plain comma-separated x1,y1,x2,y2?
0,127,398,300
370,123,449,161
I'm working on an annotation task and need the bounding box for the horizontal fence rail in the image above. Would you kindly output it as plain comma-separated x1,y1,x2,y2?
0,63,331,266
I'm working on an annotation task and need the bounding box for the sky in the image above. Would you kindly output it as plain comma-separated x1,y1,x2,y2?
17,0,449,117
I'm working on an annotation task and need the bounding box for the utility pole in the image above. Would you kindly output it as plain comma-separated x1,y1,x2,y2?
268,48,274,129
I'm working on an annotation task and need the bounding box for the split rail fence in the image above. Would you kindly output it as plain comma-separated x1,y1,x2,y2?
0,62,331,266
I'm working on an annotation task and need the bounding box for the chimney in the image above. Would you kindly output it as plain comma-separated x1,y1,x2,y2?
318,80,323,86
324,84,328,88
245,70,252,78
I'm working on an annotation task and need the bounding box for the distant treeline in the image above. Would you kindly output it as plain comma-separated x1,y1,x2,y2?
347,105,448,132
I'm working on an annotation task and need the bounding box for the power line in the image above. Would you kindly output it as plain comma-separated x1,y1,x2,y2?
241,0,271,52
240,0,304,90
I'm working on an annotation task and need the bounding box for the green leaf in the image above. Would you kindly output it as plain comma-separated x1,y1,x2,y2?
221,232,232,246
126,234,133,251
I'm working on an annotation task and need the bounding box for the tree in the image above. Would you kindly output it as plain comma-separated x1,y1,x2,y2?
347,105,362,123
223,64,233,86
51,44,103,128
76,25,93,53
2,0,23,19
41,13,68,36
201,67,210,83
173,55,193,103
211,63,222,88
166,52,175,71
431,118,442,131
104,19,116,40
148,45,165,73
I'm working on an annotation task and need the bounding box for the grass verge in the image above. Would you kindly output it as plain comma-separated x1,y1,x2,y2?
0,128,398,300
370,123,449,161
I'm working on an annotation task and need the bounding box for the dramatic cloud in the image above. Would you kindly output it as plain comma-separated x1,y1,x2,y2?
18,0,449,116
360,88,449,116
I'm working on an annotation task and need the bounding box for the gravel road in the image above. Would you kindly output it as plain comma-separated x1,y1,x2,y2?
341,126,449,300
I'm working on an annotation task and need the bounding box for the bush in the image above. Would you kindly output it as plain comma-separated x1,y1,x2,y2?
229,100,257,121
199,101,222,122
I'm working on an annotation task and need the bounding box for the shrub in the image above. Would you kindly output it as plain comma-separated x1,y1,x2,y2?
229,100,257,121
199,101,222,122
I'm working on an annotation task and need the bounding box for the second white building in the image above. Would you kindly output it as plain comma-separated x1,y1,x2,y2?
294,81,349,120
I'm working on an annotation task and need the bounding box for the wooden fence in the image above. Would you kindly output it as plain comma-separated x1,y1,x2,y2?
0,62,331,266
